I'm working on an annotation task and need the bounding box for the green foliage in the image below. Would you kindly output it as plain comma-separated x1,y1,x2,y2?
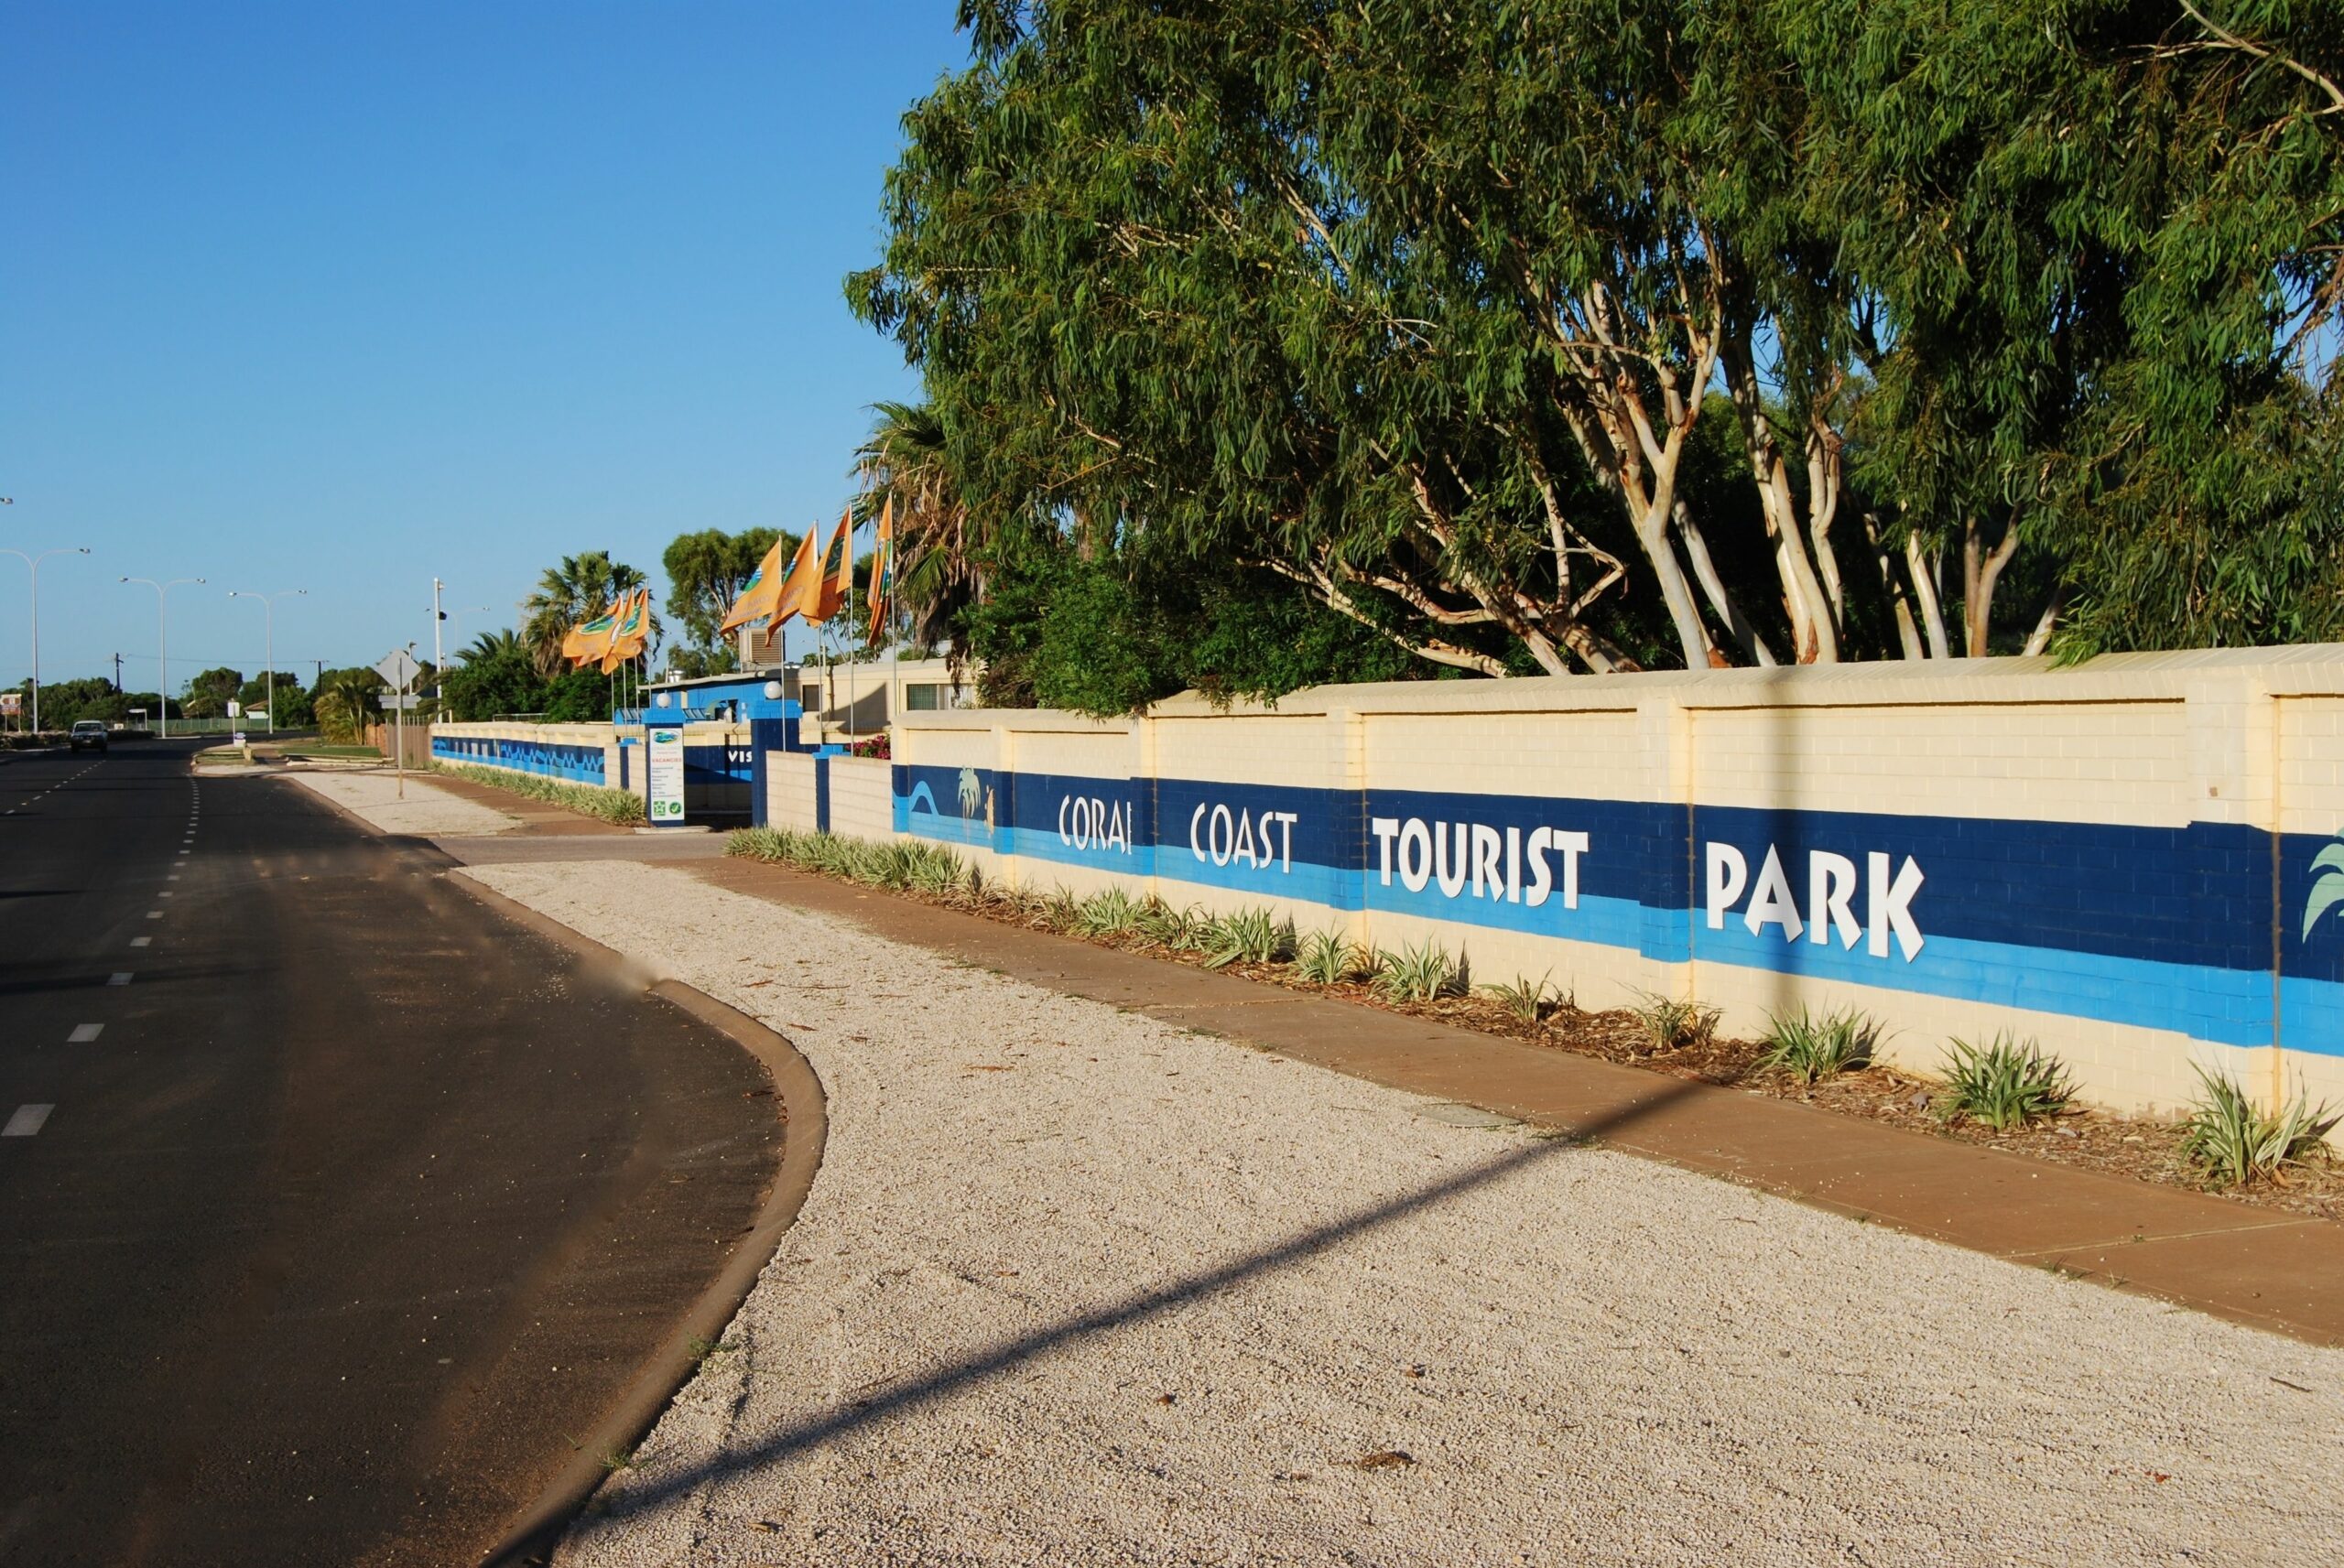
1630,991,1721,1053
2177,1065,2339,1189
1373,940,1460,1002
664,526,786,676
440,632,544,722
6,677,164,730
1758,1006,1882,1085
1134,899,1211,952
1295,925,1363,986
727,826,971,892
521,551,648,677
233,672,312,728
432,762,646,825
1482,972,1563,1024
1201,908,1295,968
966,545,1420,715
1073,886,1145,936
856,0,2343,676
179,666,244,719
1937,1033,2075,1130
312,668,385,743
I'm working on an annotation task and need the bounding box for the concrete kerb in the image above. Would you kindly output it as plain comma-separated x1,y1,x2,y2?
455,873,827,1568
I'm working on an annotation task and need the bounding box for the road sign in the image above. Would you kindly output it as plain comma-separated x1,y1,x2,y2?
380,693,423,710
374,649,421,691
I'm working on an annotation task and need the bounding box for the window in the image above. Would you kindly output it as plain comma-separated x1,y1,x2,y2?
904,683,942,711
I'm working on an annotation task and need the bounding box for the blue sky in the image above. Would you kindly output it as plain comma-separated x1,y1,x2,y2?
2,1,966,692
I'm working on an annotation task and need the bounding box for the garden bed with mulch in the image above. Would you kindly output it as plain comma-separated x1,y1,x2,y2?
726,831,2343,1222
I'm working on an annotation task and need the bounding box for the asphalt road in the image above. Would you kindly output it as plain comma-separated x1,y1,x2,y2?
0,741,782,1566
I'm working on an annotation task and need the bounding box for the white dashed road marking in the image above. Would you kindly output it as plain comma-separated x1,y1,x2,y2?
4,1106,54,1137
146,911,163,920
68,1024,103,1044
108,973,133,987
130,936,151,948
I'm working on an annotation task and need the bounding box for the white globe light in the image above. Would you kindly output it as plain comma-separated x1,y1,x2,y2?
654,691,672,708
763,680,785,700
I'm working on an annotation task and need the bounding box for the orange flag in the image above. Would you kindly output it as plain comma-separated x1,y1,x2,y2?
600,589,650,673
806,511,851,626
766,523,824,625
565,596,624,667
864,496,892,645
721,534,789,634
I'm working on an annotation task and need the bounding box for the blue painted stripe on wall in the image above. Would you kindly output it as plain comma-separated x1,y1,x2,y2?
885,762,2344,1056
430,735,605,785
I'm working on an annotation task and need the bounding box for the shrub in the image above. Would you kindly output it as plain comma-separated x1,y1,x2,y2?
1203,908,1294,968
1758,1006,1881,1084
725,826,968,894
2177,1065,2339,1188
1938,1033,2074,1130
1075,886,1144,937
1295,925,1362,986
435,761,645,825
1629,990,1720,1052
1135,901,1212,953
1374,939,1458,1001
1482,971,1562,1023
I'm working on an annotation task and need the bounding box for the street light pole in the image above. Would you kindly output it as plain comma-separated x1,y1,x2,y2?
122,577,206,738
1,546,92,734
228,589,308,733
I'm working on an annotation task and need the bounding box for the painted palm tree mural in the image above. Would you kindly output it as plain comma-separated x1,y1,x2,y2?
958,766,983,818
2306,836,2344,942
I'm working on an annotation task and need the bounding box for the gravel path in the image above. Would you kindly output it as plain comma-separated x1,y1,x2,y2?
465,860,2344,1568
289,770,519,837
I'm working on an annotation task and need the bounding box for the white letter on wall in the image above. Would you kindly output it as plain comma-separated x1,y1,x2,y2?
1808,851,1861,948
1868,852,1926,961
1705,842,1748,929
1371,816,1400,886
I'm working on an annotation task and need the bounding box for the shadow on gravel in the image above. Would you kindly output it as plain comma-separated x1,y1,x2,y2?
566,1076,1700,1537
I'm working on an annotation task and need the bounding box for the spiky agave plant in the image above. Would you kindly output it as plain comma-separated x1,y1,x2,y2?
2178,1065,2339,1187
1758,1006,1882,1084
1373,939,1457,1002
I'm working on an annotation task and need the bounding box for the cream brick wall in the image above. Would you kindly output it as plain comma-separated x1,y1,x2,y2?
870,648,2344,1124
766,754,819,832
828,758,895,841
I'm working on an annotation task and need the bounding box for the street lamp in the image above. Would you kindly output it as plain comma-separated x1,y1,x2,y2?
121,576,206,739
1,546,92,733
227,589,308,733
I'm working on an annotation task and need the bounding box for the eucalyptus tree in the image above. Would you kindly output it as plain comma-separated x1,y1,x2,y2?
663,526,784,675
1790,0,2344,657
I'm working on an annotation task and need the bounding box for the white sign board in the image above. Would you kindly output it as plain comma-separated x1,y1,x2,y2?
227,699,242,719
374,649,421,691
646,727,687,824
380,693,423,710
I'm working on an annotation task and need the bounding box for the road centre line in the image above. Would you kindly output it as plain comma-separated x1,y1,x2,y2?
3,1106,53,1138
146,911,163,919
130,936,150,948
108,973,133,986
68,1025,103,1044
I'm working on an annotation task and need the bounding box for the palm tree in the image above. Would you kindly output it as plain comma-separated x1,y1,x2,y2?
521,552,646,676
315,670,382,744
854,401,982,649
461,628,528,666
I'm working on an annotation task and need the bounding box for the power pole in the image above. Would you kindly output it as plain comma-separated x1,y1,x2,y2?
431,578,445,709
114,652,123,692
